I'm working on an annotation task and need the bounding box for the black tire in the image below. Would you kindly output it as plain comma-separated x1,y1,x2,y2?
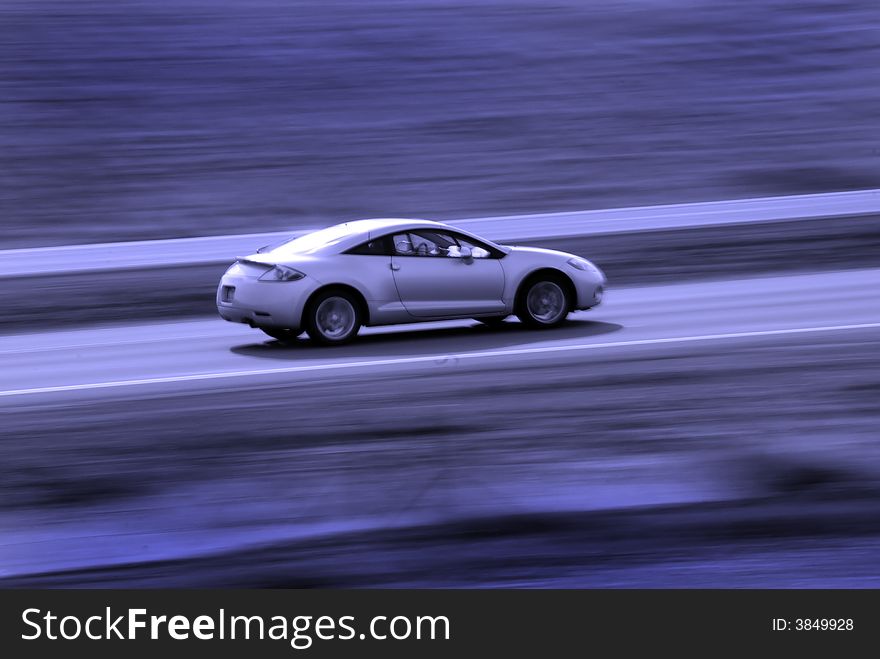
473,315,509,327
260,328,302,343
304,289,362,345
515,274,571,328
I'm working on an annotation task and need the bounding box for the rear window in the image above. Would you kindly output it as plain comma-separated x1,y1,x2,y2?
265,224,353,256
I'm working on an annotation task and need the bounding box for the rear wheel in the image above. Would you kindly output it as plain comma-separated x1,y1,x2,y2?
304,290,362,345
516,275,570,328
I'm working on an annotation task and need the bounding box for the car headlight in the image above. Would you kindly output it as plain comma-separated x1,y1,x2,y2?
259,265,306,282
567,257,598,273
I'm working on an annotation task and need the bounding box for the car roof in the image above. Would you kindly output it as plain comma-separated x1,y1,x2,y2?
341,218,508,253
258,217,509,259
337,218,446,236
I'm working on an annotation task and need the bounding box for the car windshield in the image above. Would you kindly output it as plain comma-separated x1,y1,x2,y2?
262,224,354,256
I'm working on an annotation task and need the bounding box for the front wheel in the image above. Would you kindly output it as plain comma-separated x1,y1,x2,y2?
516,276,570,328
304,290,362,345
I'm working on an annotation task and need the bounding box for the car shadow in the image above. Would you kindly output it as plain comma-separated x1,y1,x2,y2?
229,319,624,360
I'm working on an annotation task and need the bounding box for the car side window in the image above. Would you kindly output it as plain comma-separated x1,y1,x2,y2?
394,231,467,257
449,235,491,259
417,231,460,256
445,231,499,259
346,238,390,256
391,230,499,258
392,233,416,255
410,233,439,256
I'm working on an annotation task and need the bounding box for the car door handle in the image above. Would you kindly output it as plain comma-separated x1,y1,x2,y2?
390,263,400,271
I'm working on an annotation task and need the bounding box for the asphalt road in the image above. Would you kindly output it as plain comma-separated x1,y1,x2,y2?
2,267,880,586
4,212,879,333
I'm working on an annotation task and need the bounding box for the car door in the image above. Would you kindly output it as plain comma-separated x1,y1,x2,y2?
389,229,506,317
339,236,403,321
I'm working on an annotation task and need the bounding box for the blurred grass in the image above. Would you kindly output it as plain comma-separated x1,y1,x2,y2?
2,332,879,585
1,0,879,247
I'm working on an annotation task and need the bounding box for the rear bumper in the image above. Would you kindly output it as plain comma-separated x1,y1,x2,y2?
217,304,286,329
216,273,318,330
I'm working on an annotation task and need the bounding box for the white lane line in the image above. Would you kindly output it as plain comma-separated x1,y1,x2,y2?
1,321,878,398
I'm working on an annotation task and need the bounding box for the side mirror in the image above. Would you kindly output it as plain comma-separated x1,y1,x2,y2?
458,246,473,260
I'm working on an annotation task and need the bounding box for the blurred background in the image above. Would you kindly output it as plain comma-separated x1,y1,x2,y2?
1,0,880,587
2,0,878,247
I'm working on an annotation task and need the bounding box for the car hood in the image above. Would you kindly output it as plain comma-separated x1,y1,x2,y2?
503,245,605,279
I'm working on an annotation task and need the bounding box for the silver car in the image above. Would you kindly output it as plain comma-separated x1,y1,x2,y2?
217,218,605,344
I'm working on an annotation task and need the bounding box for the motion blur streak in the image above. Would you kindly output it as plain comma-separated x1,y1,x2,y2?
2,0,879,248
2,0,880,588
2,267,880,586
2,189,878,277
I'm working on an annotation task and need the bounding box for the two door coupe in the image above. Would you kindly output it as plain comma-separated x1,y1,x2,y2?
217,218,605,344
